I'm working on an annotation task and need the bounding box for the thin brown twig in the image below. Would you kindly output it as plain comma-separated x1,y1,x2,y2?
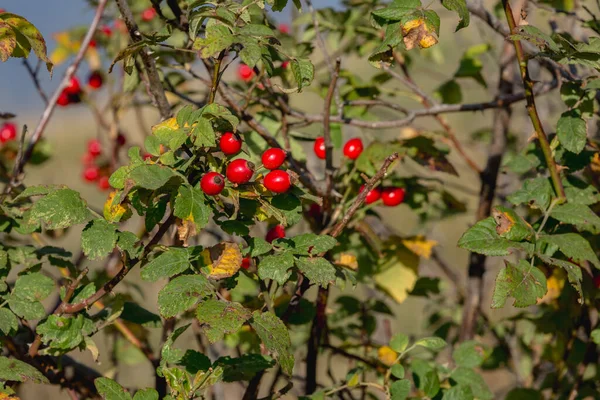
324,59,342,207
22,59,48,105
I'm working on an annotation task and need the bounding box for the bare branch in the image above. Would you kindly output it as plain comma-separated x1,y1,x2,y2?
324,59,342,206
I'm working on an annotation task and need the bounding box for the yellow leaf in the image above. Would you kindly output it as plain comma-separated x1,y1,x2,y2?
335,253,358,270
375,237,419,304
538,269,565,304
377,346,398,366
201,242,243,280
402,236,437,259
152,117,180,133
401,18,438,50
50,46,71,65
103,191,131,223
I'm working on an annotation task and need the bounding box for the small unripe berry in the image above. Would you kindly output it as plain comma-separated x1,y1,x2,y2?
200,172,225,196
266,225,285,243
343,138,364,160
88,139,102,157
83,166,100,182
262,148,286,170
65,77,81,95
219,132,242,155
226,159,254,184
88,71,103,89
238,64,254,81
264,170,291,193
360,185,381,205
381,187,405,207
314,136,326,159
141,7,157,21
0,123,17,143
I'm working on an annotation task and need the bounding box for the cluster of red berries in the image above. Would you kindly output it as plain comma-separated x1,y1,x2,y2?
313,137,364,160
241,224,286,270
200,133,292,196
0,122,17,144
81,139,114,191
57,73,104,107
360,185,405,207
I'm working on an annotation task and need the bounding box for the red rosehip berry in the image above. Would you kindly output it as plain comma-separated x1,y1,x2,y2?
281,60,289,69
100,25,112,37
264,170,291,193
98,176,111,190
89,39,97,48
0,9,5,13
238,64,254,82
381,187,406,207
116,133,126,147
141,7,157,21
219,132,242,155
142,153,153,160
262,148,286,170
0,123,17,143
314,136,326,159
81,152,95,165
88,71,103,89
64,77,81,95
83,166,100,182
241,257,251,270
57,91,70,107
343,138,364,160
360,185,381,205
226,159,254,184
279,24,290,34
200,172,225,196
88,139,102,157
266,225,285,243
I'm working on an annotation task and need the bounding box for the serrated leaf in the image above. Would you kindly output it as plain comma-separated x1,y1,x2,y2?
12,272,54,301
238,24,275,37
390,379,411,400
443,384,474,400
174,185,210,231
218,354,275,382
538,255,582,302
375,244,419,304
491,260,547,308
550,203,600,233
128,164,180,190
557,110,587,154
453,341,486,368
95,377,131,400
246,237,272,257
539,233,600,268
120,303,161,328
0,20,17,62
158,275,214,318
0,13,52,71
442,0,469,30
141,248,191,282
0,308,18,335
258,252,294,285
28,188,89,229
290,58,314,91
0,356,49,383
458,217,531,256
507,177,553,210
201,103,239,132
200,242,243,280
250,311,294,375
193,24,233,58
289,234,337,255
414,337,447,350
133,389,159,400
196,300,250,343
390,364,405,379
450,367,493,400
81,219,118,260
295,257,336,287
390,333,409,353
36,314,86,350
8,296,46,320
492,206,534,241
191,118,216,147
117,231,143,258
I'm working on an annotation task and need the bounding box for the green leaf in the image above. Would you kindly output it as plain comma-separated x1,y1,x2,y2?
457,217,530,256
563,178,600,205
289,233,337,255
141,248,191,282
196,300,250,343
414,337,447,350
550,203,600,233
0,13,52,71
372,5,418,24
37,314,86,350
539,233,600,268
0,20,17,62
258,252,294,285
0,356,49,383
133,389,159,400
120,303,161,328
492,206,535,241
250,311,294,375
202,103,239,132
173,185,211,231
591,329,600,344
0,308,18,335
453,341,486,368
161,324,190,364
239,38,262,68
491,260,547,308
128,164,180,190
442,0,469,30
12,272,54,301
290,58,314,91
8,296,45,320
390,333,409,353
193,24,234,58
450,367,493,400
295,257,336,287
218,354,275,382
557,110,587,154
507,177,553,210
117,231,143,258
505,388,543,400
81,219,118,260
246,237,272,257
158,275,214,318
95,377,132,400
390,379,411,400
435,80,462,104
443,384,474,400
390,364,405,379
191,117,216,147
28,188,89,229
537,256,582,302
238,24,275,37
421,370,441,397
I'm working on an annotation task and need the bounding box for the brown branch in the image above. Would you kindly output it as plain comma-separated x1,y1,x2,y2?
323,59,341,208
22,59,48,105
3,0,108,196
502,0,566,201
115,0,172,120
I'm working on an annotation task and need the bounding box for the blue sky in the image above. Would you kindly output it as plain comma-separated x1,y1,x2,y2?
0,1,338,113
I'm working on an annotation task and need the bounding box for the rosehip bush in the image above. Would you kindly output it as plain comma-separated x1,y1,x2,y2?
1,1,600,400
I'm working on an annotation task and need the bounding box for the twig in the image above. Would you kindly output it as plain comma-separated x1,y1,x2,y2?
323,59,341,206
502,0,566,201
3,0,108,196
208,52,225,105
305,0,333,73
22,59,48,105
115,0,172,120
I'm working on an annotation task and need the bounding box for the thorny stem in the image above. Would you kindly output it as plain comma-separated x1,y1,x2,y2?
323,58,342,209
502,0,566,202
